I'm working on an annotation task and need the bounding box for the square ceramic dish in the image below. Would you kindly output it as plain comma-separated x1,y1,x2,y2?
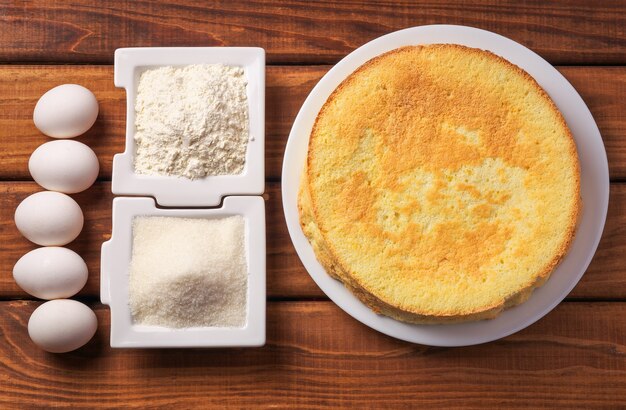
100,196,266,348
112,47,265,206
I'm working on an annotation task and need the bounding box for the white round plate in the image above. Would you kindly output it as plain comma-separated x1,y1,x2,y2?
281,25,609,346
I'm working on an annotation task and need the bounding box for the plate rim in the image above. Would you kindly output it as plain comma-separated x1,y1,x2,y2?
281,24,609,346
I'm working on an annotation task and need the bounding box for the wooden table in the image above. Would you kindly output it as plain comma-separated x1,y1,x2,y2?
1,2,625,408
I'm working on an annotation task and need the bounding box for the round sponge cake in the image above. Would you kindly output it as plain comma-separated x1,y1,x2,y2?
299,44,580,323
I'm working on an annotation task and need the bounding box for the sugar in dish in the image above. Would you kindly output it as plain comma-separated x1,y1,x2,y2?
133,64,250,179
129,215,248,328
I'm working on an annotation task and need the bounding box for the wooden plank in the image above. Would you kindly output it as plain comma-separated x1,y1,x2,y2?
0,65,624,180
0,181,624,300
0,66,122,181
1,1,626,65
559,66,626,179
0,301,624,408
0,181,320,299
0,65,322,181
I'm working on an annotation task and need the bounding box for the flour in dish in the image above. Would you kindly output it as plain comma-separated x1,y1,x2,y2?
134,64,250,179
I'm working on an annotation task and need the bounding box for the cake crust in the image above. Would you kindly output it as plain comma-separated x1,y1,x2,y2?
299,44,580,324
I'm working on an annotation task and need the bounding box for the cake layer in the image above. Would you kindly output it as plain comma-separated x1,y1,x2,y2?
299,44,580,323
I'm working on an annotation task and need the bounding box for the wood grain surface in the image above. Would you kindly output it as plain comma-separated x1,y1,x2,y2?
1,181,624,300
1,1,624,408
0,65,624,180
1,1,626,65
0,301,624,408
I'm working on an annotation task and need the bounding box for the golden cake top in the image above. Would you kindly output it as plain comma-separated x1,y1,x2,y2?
302,44,580,320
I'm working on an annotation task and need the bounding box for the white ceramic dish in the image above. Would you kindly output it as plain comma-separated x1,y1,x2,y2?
101,196,266,348
282,25,609,346
113,47,265,207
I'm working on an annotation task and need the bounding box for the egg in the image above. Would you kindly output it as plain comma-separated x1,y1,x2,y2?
13,247,88,300
14,191,84,246
28,299,97,353
33,84,99,138
29,140,99,193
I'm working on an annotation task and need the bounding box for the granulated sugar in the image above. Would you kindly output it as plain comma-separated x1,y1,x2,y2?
129,215,247,328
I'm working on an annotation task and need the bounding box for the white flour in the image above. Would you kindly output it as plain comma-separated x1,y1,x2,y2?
129,216,248,328
134,64,249,179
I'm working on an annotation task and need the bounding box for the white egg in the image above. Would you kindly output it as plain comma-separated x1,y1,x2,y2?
29,140,99,193
14,191,84,246
33,84,99,139
28,299,97,353
13,247,88,300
